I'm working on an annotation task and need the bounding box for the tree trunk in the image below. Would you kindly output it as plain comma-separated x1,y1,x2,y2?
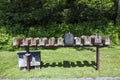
115,0,120,25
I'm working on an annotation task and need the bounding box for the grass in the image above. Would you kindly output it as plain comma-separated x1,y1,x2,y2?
0,46,120,79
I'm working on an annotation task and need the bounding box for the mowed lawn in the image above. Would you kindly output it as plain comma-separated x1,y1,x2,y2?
0,46,120,79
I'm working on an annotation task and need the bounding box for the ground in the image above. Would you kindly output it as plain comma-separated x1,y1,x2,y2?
0,46,120,79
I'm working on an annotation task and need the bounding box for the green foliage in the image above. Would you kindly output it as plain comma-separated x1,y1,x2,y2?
0,26,25,50
0,0,115,25
27,26,49,37
0,32,9,48
5,24,24,35
0,0,120,50
0,21,120,51
0,28,13,50
77,0,114,10
104,23,120,45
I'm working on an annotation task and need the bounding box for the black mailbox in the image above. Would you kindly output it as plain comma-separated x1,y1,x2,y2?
17,51,41,69
64,32,74,46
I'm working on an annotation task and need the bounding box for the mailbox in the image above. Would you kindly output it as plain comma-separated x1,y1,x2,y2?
46,37,55,46
90,35,95,45
29,38,39,46
105,37,110,45
81,36,92,46
20,38,32,46
38,38,48,46
55,37,64,46
34,38,40,46
64,32,74,46
103,37,110,46
74,37,83,46
94,34,102,45
17,51,41,68
13,38,23,46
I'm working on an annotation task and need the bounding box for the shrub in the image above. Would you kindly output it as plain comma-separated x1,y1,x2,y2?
27,26,49,37
104,22,120,45
0,28,13,50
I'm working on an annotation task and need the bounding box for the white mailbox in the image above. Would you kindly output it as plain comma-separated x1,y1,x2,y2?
74,37,83,46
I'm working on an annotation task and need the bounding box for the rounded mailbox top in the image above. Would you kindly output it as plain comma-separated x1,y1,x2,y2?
64,32,74,46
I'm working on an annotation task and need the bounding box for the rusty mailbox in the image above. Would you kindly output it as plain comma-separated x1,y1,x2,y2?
29,38,39,47
81,36,92,46
20,38,32,47
38,37,48,46
46,37,55,46
13,38,23,46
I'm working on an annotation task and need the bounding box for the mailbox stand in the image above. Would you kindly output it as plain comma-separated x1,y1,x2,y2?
25,46,31,71
14,34,110,71
96,45,100,70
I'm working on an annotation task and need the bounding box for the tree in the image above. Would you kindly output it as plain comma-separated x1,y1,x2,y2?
114,0,120,25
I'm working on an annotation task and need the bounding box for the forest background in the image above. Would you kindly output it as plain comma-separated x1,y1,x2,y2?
0,0,120,50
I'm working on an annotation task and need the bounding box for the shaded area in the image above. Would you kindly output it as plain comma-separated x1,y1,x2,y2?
35,47,96,52
41,60,96,69
75,47,96,52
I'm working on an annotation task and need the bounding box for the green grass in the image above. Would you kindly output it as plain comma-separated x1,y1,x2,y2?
0,46,120,79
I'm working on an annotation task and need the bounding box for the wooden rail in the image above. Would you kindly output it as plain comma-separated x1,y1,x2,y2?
13,35,110,71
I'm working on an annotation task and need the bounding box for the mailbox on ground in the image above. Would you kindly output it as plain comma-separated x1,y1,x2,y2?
17,52,41,69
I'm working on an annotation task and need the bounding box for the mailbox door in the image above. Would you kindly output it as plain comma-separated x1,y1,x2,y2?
57,37,64,46
74,37,82,46
84,36,92,46
94,35,102,44
38,38,45,46
30,38,37,46
64,32,74,46
49,37,55,46
105,38,110,45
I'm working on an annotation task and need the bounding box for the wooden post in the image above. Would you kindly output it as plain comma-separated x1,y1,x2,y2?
25,46,31,71
25,46,29,53
25,53,31,71
96,46,100,70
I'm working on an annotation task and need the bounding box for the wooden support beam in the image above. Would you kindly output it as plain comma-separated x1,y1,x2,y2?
96,46,100,70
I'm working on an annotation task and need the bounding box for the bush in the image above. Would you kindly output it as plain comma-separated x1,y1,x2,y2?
104,22,120,45
27,26,49,37
0,28,13,50
0,27,25,51
0,21,120,51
